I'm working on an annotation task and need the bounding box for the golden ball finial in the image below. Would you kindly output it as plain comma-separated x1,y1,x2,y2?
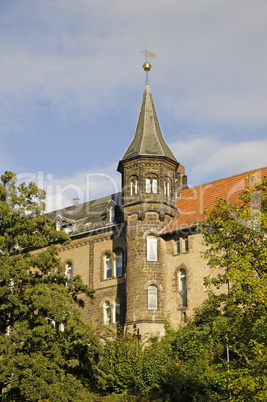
143,62,151,71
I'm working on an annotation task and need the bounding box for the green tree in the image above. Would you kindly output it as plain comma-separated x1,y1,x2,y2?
0,171,98,401
195,172,267,400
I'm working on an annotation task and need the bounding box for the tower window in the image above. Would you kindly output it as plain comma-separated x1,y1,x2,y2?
148,285,157,310
130,176,138,195
164,177,171,197
179,269,187,308
104,254,112,279
147,235,157,261
65,262,73,284
145,175,158,194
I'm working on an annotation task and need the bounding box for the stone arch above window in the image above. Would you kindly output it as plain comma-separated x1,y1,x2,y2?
130,175,138,195
145,174,158,194
148,285,157,310
178,269,187,308
147,235,157,261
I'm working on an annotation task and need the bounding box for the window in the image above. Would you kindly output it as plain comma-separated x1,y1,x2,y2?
148,285,157,310
65,262,73,284
164,177,171,197
145,175,158,194
104,302,111,325
113,300,121,323
182,237,189,253
130,176,138,195
175,240,180,255
115,251,123,277
179,269,187,308
104,254,112,279
147,235,157,261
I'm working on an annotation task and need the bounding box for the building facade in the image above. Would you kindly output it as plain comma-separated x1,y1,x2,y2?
46,84,267,338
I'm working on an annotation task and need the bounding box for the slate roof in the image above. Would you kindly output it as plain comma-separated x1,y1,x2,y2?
161,166,267,234
46,193,122,235
118,85,178,171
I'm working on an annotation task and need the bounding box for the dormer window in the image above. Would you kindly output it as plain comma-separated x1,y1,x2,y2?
146,175,158,194
107,206,114,223
56,219,61,231
130,176,138,195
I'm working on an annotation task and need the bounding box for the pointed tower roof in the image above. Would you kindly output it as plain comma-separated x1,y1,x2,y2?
118,85,178,172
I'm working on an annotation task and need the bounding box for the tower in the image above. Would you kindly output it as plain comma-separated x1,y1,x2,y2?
117,57,186,337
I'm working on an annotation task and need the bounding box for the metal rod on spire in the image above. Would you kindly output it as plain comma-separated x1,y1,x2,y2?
139,46,156,86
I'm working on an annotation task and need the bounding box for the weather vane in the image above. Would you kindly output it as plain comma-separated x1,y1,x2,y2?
139,45,156,85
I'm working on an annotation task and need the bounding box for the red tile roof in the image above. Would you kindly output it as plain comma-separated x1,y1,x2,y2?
162,166,267,234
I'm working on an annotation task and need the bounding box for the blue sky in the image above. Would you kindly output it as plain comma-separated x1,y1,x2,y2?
1,0,266,211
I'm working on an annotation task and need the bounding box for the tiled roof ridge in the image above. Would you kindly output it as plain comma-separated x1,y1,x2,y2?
181,165,267,194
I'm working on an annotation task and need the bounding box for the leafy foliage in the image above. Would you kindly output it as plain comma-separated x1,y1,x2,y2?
0,171,98,401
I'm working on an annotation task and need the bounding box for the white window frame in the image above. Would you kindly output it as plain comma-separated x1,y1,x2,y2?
113,301,121,323
147,235,157,261
130,176,138,195
104,254,112,279
179,269,187,308
145,176,158,194
115,251,123,277
65,262,73,284
104,301,111,325
148,285,157,310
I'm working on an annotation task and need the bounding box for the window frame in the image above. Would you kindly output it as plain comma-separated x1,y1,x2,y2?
130,175,138,195
145,174,158,194
104,301,112,325
178,269,187,308
148,285,158,310
104,254,112,279
65,261,73,285
115,251,123,277
147,235,158,261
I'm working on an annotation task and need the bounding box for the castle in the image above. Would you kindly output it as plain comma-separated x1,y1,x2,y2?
46,80,267,338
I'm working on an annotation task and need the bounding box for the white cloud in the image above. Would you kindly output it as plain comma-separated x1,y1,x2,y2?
171,137,267,186
42,163,121,213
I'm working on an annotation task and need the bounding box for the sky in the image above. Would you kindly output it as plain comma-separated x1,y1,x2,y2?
0,0,266,212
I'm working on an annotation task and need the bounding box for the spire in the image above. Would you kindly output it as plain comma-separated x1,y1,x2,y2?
118,85,178,172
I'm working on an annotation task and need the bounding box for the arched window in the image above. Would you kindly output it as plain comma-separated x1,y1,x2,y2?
148,285,157,310
115,251,123,277
164,177,171,197
104,254,112,279
65,262,73,284
130,176,138,195
104,301,111,324
147,235,157,261
179,269,187,308
145,175,158,194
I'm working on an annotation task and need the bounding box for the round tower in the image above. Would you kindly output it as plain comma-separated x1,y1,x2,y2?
118,76,186,337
